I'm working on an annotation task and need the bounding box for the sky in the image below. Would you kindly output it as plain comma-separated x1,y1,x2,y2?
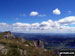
0,0,75,33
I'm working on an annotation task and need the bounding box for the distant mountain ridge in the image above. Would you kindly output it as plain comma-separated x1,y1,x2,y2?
13,33,75,49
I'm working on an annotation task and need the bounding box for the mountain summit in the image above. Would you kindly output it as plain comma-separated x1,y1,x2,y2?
0,31,58,56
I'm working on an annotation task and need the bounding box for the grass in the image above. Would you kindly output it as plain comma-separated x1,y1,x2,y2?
0,32,59,56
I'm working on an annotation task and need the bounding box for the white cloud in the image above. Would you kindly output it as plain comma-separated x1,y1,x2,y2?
0,23,9,26
31,23,40,27
0,16,75,33
57,16,75,24
0,23,9,32
53,8,61,15
30,11,46,17
40,21,50,27
13,22,30,27
30,11,39,16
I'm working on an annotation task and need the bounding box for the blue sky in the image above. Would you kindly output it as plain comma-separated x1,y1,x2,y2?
0,0,75,33
0,0,75,24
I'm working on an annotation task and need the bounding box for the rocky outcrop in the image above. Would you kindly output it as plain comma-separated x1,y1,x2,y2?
1,48,8,55
2,31,15,39
0,31,56,56
33,40,44,48
16,37,25,42
0,44,5,50
0,44,8,55
18,48,27,56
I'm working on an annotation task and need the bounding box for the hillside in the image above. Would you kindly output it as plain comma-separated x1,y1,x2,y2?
0,31,59,56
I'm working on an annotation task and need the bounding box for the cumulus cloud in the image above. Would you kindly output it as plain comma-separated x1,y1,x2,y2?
30,11,46,17
53,8,61,15
0,23,9,26
30,11,39,16
13,22,30,27
0,16,75,33
0,23,9,32
57,16,75,24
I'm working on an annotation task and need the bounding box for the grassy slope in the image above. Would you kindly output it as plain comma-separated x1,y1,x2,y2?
0,32,58,56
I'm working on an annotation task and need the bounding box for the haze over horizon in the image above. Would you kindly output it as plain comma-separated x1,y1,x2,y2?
0,0,75,33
